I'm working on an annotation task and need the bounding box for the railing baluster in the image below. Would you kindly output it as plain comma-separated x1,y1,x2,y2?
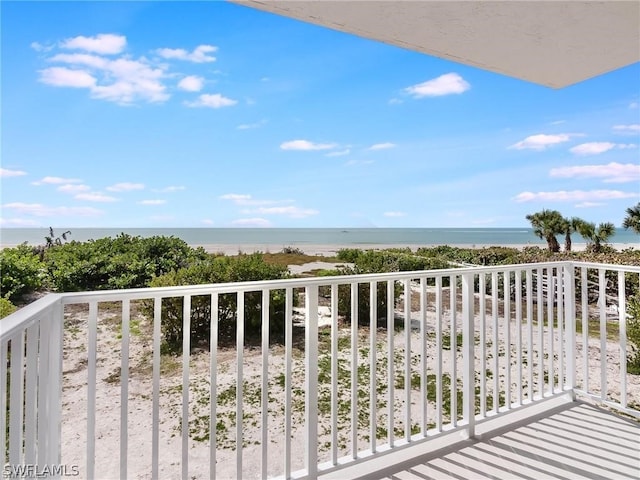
515,271,522,406
557,269,564,391
599,269,607,400
330,284,338,465
369,281,377,452
404,279,411,441
24,322,39,465
479,273,486,418
387,280,395,445
504,270,511,409
210,294,219,480
152,298,161,480
0,339,7,465
181,296,191,480
462,273,475,438
450,275,457,426
581,267,589,393
536,268,544,398
547,270,554,395
284,288,293,478
87,302,98,480
9,331,24,465
618,271,627,408
261,289,270,480
526,270,534,401
305,286,319,479
491,272,499,414
120,300,131,480
435,276,443,431
37,310,51,465
564,265,575,393
419,277,428,435
236,293,244,478
350,282,358,458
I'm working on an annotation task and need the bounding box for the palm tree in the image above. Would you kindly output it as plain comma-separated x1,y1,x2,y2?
526,209,564,252
623,203,640,234
577,221,616,253
561,216,585,252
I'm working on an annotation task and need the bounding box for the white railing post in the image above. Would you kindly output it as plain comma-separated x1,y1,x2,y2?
563,265,576,397
48,300,64,471
305,286,319,479
461,273,475,439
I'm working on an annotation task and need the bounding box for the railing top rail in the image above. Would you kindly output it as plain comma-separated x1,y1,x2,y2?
0,293,62,341
571,261,640,273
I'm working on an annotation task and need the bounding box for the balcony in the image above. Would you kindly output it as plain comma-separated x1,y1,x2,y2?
2,261,639,479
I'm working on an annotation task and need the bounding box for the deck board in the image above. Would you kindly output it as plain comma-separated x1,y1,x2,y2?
327,402,640,480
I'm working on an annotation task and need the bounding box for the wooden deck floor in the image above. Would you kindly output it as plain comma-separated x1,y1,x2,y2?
326,400,640,480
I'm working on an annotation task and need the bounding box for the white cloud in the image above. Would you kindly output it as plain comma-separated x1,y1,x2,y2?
184,93,237,108
629,102,639,110
32,176,82,185
405,73,470,98
177,75,204,92
388,98,403,105
0,218,40,226
326,149,351,157
612,124,640,134
237,119,267,130
156,185,185,193
368,142,396,151
75,192,118,202
138,199,166,205
57,184,91,193
550,162,640,183
220,193,282,207
249,206,319,218
201,219,214,225
569,142,615,156
0,168,27,177
280,140,337,151
509,133,576,150
155,45,217,63
513,190,638,203
60,34,126,55
345,159,374,166
384,211,407,217
575,202,605,208
31,42,54,53
231,218,272,227
106,182,145,192
39,67,97,88
2,202,103,217
40,52,168,104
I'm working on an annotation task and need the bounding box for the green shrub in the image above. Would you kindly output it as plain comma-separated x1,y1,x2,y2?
45,234,208,291
148,253,289,353
627,294,640,375
0,244,45,301
0,297,17,319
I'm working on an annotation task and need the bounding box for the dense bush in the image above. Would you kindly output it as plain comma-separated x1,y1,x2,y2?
147,253,290,352
0,244,45,301
627,294,640,375
0,297,17,319
45,234,208,291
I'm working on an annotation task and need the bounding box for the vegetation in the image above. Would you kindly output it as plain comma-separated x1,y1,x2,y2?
526,209,565,252
623,202,640,234
0,298,17,319
576,221,616,253
627,294,640,375
0,244,45,302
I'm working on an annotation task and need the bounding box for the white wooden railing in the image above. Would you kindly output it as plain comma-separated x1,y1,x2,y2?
2,261,639,479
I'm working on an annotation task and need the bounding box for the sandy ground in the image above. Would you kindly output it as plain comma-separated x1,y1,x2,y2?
58,276,640,480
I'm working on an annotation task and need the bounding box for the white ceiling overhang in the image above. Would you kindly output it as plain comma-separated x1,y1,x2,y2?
230,0,640,88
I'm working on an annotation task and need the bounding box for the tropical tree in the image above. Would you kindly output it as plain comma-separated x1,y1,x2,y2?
623,202,640,234
577,221,616,253
561,216,585,252
526,209,565,252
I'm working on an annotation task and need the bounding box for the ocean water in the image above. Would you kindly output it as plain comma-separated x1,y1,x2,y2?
1,227,638,248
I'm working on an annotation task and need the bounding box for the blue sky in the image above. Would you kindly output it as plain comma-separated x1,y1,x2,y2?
1,1,639,229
